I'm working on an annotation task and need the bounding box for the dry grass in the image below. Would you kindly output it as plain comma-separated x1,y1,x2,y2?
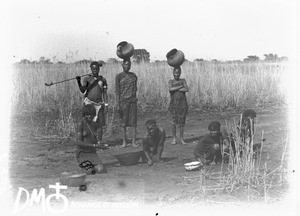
12,61,286,115
197,116,288,202
11,61,287,139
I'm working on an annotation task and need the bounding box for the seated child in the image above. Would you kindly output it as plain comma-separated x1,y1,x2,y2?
194,121,228,165
142,119,166,166
76,104,106,174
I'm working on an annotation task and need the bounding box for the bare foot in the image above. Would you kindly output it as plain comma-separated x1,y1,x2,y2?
119,142,127,148
171,138,177,145
180,139,187,145
131,142,139,148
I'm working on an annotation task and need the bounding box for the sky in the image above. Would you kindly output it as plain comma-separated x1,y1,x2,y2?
7,0,297,62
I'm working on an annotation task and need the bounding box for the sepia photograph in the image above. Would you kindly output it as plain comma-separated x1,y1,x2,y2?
0,0,298,215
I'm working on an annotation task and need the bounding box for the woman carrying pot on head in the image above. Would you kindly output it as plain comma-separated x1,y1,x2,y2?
115,42,139,148
168,66,189,145
167,49,189,145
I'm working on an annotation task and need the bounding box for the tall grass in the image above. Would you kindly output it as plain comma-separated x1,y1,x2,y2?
198,116,288,202
12,61,287,116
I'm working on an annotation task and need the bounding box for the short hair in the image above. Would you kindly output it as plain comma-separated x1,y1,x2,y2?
82,104,96,116
145,119,156,126
90,61,102,68
208,121,221,131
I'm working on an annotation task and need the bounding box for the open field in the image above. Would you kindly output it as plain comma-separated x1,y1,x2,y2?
8,61,290,211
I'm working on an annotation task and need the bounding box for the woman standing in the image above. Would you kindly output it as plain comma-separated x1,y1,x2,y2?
168,67,189,145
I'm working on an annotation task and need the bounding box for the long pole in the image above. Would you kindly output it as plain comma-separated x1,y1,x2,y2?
45,73,91,86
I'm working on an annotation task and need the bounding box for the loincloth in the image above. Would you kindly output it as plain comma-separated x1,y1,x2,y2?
83,97,105,126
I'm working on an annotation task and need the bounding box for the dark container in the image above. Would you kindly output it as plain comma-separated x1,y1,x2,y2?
114,150,143,166
166,49,185,67
116,41,135,59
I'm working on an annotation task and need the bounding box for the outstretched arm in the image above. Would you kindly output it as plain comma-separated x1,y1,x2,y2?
102,78,108,104
115,75,120,106
142,138,154,165
76,122,104,148
76,77,88,93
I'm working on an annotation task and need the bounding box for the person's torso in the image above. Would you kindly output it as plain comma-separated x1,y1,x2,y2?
85,76,106,103
170,79,187,98
170,79,184,88
118,72,137,101
169,79,188,113
197,133,222,150
78,121,98,152
147,127,163,153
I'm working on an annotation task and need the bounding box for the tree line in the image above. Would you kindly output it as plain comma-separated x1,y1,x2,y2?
17,49,288,65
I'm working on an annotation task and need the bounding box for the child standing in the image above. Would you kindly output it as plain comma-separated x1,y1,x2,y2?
76,61,108,145
168,67,189,145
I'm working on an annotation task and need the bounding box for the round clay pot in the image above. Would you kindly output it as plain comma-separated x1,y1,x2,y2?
166,49,185,67
116,41,135,59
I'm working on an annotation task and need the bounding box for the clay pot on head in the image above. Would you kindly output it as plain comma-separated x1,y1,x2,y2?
166,49,185,67
116,41,135,60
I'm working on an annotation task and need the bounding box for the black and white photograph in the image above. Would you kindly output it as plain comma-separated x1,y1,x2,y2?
0,0,298,215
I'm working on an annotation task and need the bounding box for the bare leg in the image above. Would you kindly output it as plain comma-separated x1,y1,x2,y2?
97,127,103,144
120,126,127,148
131,127,139,147
171,124,177,145
179,125,187,145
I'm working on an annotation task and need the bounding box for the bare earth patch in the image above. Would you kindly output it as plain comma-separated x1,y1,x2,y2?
9,107,289,208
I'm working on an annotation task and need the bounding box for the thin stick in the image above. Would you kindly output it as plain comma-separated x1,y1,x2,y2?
45,73,91,86
258,130,264,169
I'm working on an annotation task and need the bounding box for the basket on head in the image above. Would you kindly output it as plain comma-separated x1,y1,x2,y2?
184,161,203,171
116,41,135,60
166,49,185,67
59,173,87,187
114,150,143,166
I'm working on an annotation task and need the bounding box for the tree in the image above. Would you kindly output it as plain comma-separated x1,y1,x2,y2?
74,59,92,65
98,60,105,66
38,56,52,64
107,58,119,64
279,56,288,62
193,58,204,62
132,49,150,63
211,59,220,64
243,55,260,62
264,53,279,62
19,59,31,64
